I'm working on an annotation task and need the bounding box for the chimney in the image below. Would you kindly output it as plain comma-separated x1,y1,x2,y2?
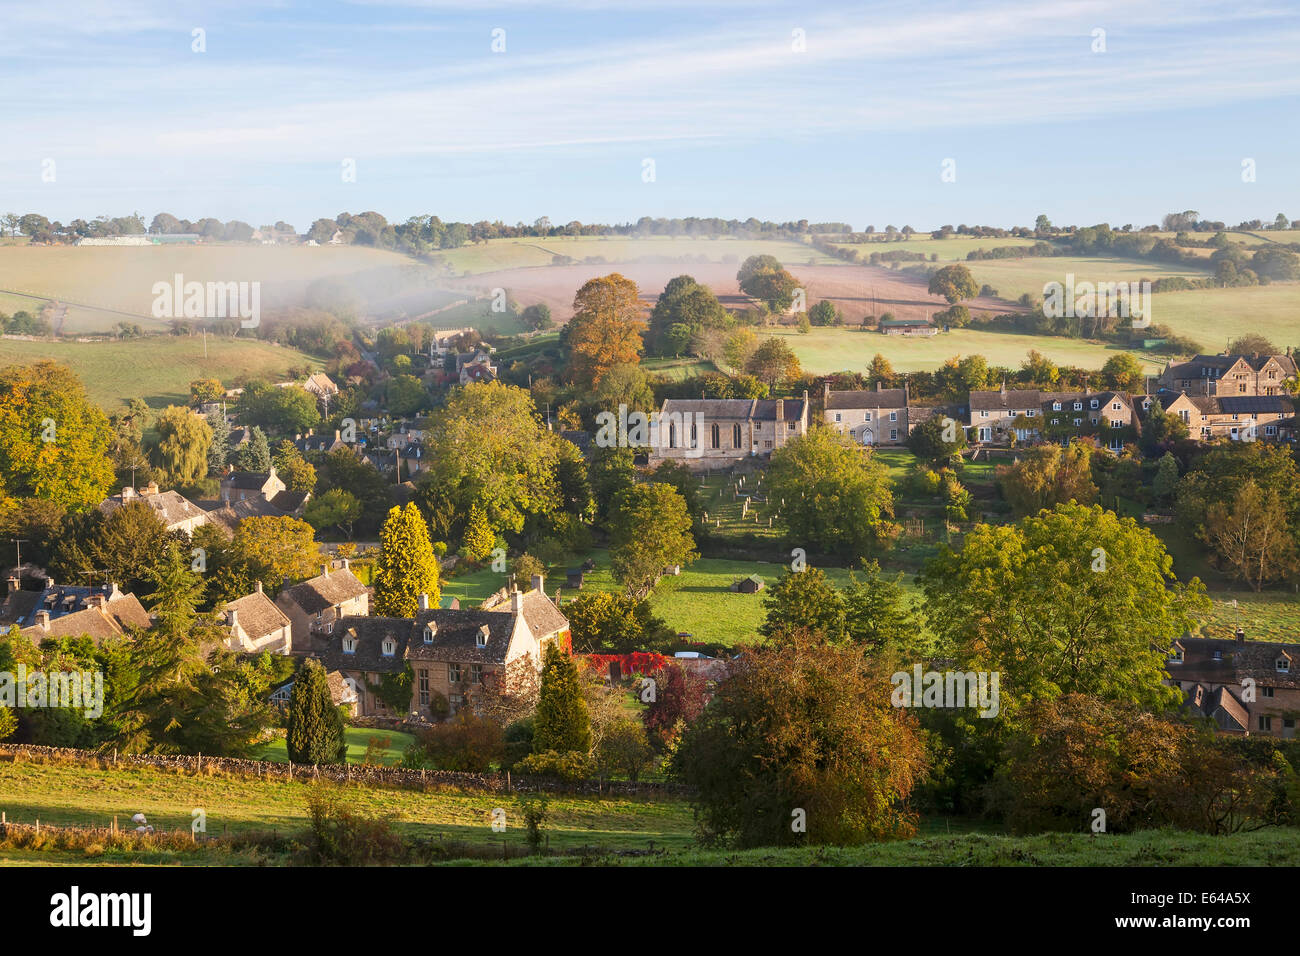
256,580,263,594
122,486,135,500
335,429,341,442
143,481,159,496
775,398,784,422
511,590,523,613
321,563,329,577
876,381,882,392
341,559,349,570
1235,626,1246,644
6,576,18,593
418,593,430,611
823,382,830,405
531,573,544,594
228,607,238,632
35,609,50,631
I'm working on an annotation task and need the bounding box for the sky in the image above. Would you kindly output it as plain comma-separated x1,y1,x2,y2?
3,0,1298,231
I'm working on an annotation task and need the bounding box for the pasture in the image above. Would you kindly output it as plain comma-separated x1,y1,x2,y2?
0,335,322,412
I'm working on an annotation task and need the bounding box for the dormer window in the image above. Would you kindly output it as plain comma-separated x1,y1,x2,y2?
382,638,396,656
1090,399,1099,409
1073,402,1082,411
423,623,437,644
1168,646,1183,663
1212,650,1222,661
1278,658,1291,674
1052,401,1061,411
476,625,489,648
343,637,357,654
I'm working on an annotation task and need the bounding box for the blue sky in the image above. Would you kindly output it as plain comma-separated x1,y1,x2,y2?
3,0,1298,230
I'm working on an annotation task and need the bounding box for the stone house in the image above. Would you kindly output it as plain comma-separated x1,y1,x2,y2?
13,581,151,645
1158,353,1297,398
222,582,293,654
219,465,286,505
969,386,1136,449
648,394,809,471
1167,632,1300,737
824,383,917,446
276,562,370,653
99,483,210,534
1152,393,1295,443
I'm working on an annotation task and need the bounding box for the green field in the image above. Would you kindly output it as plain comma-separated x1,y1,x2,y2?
1145,283,1300,353
254,727,417,766
0,335,322,412
959,254,1211,305
0,754,692,853
767,326,1161,376
824,235,1043,262
435,236,840,275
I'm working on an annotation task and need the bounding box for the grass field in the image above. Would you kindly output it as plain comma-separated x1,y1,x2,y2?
0,244,465,332
959,254,1212,305
1145,283,1300,353
0,335,322,411
824,235,1044,262
254,727,417,766
435,236,839,276
0,754,693,854
768,326,1161,375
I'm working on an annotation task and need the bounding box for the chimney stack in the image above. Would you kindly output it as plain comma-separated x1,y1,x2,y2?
228,607,238,632
35,609,50,631
341,559,349,570
122,486,135,500
256,580,263,594
321,563,329,577
531,573,544,594
1235,626,1246,644
418,593,430,611
511,590,523,613
6,576,18,593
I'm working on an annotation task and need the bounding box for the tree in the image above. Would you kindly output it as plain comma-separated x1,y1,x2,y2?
842,560,924,653
565,591,674,654
648,276,730,356
1100,353,1145,393
1226,333,1280,356
230,516,322,592
532,643,591,755
460,502,495,562
237,426,271,472
997,442,1097,516
1206,480,1299,591
1152,452,1180,505
808,300,840,327
521,303,554,331
303,488,361,538
273,440,317,493
0,361,115,510
595,719,653,781
674,629,929,847
766,430,898,558
744,337,802,387
906,414,967,464
608,483,698,600
927,264,979,305
736,255,800,312
373,503,440,616
153,405,212,486
421,381,561,536
205,408,230,475
53,500,171,595
759,568,846,642
189,378,224,405
286,658,348,765
919,502,1210,715
566,273,645,387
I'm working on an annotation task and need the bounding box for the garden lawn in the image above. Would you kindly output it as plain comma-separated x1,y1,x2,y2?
254,727,417,766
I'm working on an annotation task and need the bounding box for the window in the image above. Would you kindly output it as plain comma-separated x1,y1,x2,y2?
1026,409,1036,417
1285,718,1296,730
471,664,484,685
1052,401,1061,411
1168,647,1183,663
711,424,720,449
1112,402,1121,411
980,410,988,418
423,624,436,644
1266,425,1277,436
865,412,873,422
1090,399,1099,409
1111,420,1122,429
1277,658,1291,674
1258,715,1273,731
1051,418,1060,425
1239,384,1247,393
1074,418,1083,426
690,422,697,446
668,423,675,447
764,440,772,449
889,411,897,422
449,693,463,714
833,413,841,423
343,637,356,654
418,669,429,706
476,625,489,648
890,429,898,442
448,663,462,683
1212,650,1222,661
733,423,742,447
1262,686,1275,698
1073,401,1082,411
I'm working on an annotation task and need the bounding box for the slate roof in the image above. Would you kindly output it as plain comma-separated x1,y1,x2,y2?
969,389,1042,411
269,490,310,513
480,587,569,640
19,594,151,645
661,398,806,421
279,568,368,616
225,590,291,641
826,389,909,410
1217,396,1294,416
99,490,207,528
1169,636,1300,690
223,470,274,490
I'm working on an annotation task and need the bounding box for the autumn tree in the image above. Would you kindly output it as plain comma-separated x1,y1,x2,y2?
373,502,440,616
229,516,322,592
303,488,361,538
744,337,802,387
674,629,929,847
566,273,645,388
565,591,674,654
273,440,317,493
460,502,495,562
997,441,1097,516
1206,480,1299,591
608,482,698,600
153,405,212,486
0,361,115,510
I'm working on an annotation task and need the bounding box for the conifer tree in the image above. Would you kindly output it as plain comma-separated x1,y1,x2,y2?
532,643,591,754
373,503,440,616
286,658,347,764
461,502,495,562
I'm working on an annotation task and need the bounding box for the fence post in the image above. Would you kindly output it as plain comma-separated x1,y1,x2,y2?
288,760,292,781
